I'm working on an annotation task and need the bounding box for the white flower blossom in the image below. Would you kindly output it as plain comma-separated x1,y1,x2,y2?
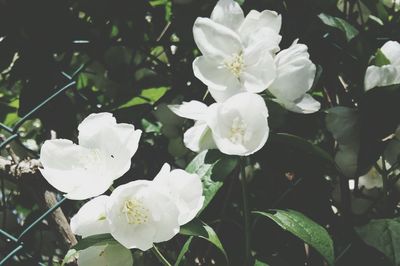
268,40,320,114
105,180,180,251
77,243,133,266
192,0,281,102
170,92,269,156
39,112,142,200
70,195,110,238
365,41,400,90
153,163,204,225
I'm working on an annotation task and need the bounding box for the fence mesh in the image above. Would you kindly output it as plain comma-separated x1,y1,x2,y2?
0,64,85,265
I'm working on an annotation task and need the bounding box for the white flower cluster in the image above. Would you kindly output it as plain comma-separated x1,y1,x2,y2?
171,0,320,156
39,113,204,263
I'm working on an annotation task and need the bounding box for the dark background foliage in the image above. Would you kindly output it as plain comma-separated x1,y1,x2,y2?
0,0,399,265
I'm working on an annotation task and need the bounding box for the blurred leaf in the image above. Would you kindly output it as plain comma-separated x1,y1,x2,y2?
174,237,193,266
117,87,169,109
357,85,400,175
185,150,239,210
72,234,117,251
374,49,391,67
141,118,162,134
180,218,227,262
318,13,359,41
254,210,334,266
269,133,335,168
356,217,400,265
3,112,19,126
254,259,270,266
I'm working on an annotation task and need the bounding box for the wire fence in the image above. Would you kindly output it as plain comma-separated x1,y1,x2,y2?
0,64,85,265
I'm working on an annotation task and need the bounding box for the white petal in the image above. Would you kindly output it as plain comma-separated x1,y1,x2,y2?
106,180,179,251
77,243,133,266
207,93,269,156
239,10,282,46
358,167,383,189
153,164,204,225
183,121,217,152
193,17,243,60
192,56,240,91
268,41,316,102
208,85,244,102
210,0,244,31
241,49,276,93
245,27,282,54
381,40,400,65
78,113,142,180
364,65,400,91
39,139,113,199
277,94,320,114
70,196,110,238
168,100,208,121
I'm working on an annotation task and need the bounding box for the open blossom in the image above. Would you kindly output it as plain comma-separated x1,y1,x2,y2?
105,180,180,251
193,0,281,102
153,163,204,225
365,41,400,90
170,92,269,156
268,40,320,114
77,243,133,266
39,113,142,200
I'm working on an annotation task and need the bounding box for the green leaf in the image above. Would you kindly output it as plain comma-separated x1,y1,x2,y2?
185,150,238,210
318,13,359,41
374,49,391,67
117,86,169,109
254,259,270,266
269,133,335,168
254,210,334,266
355,217,400,265
174,237,193,266
72,233,117,251
180,219,227,262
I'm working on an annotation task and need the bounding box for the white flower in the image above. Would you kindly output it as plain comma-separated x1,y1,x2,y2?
70,195,110,238
383,0,400,10
153,163,204,225
105,180,180,251
170,92,269,156
193,0,281,102
326,107,360,178
268,40,320,114
210,0,282,51
364,41,400,90
77,243,133,266
39,113,142,200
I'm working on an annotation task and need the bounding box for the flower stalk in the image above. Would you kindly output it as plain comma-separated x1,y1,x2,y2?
152,245,172,266
240,157,251,264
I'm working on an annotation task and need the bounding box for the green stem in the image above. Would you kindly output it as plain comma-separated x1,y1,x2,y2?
240,158,251,264
152,245,172,266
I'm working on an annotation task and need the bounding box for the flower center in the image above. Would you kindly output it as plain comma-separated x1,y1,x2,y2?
122,198,150,225
229,117,247,144
225,53,244,77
